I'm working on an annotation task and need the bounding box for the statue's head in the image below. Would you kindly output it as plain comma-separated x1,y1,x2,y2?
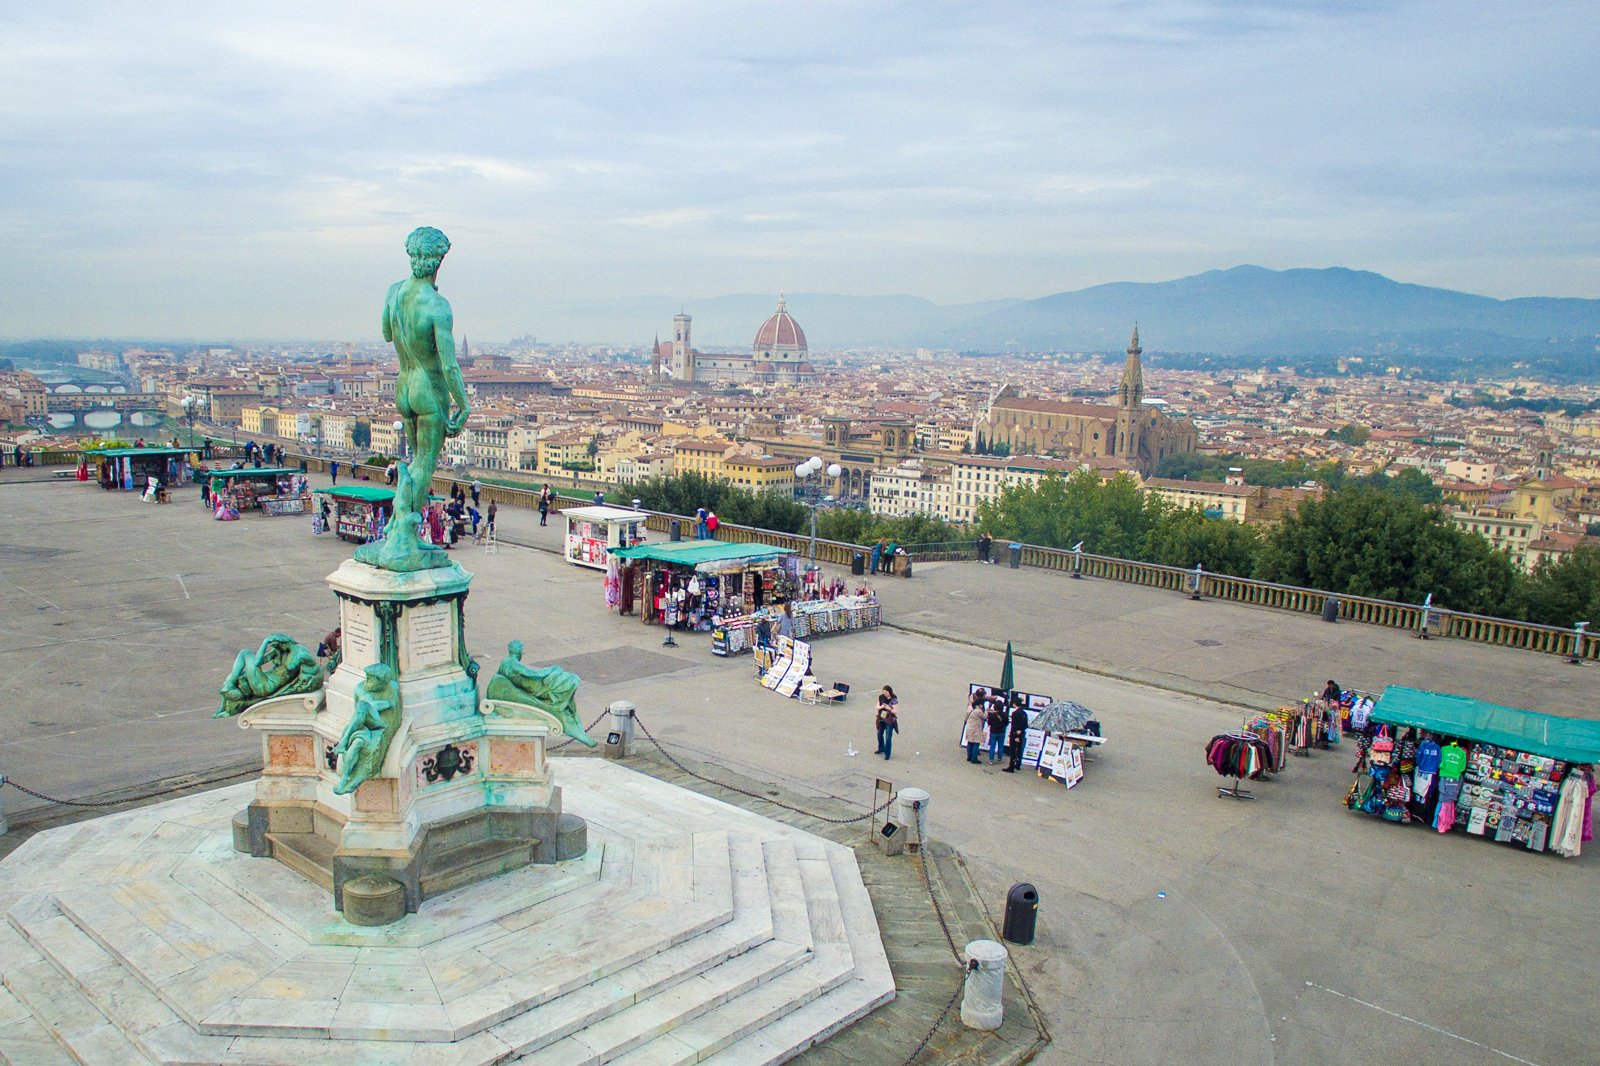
405,226,451,279
363,662,395,690
507,639,524,660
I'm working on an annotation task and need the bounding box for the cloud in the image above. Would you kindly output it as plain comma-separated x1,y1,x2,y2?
0,0,1595,339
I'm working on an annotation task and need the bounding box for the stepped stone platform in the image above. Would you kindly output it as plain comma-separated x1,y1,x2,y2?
0,760,895,1065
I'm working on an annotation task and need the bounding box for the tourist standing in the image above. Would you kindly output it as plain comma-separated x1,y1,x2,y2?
471,478,481,509
386,461,397,486
875,686,899,757
330,461,340,485
1005,702,1030,772
487,499,498,535
882,540,898,575
538,486,551,526
978,531,993,564
706,511,718,538
871,538,884,574
593,489,604,505
776,602,795,642
695,507,708,539
963,694,987,764
986,697,1008,763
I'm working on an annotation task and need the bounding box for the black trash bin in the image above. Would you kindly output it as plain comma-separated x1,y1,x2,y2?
1008,543,1022,569
901,557,913,578
851,552,865,576
1321,596,1339,623
669,519,682,542
1003,883,1038,945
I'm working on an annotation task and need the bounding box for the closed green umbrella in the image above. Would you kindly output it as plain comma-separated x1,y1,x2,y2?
999,641,1015,692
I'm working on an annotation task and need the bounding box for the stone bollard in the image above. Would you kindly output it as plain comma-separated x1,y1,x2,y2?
960,939,1008,1030
897,787,930,852
605,700,635,760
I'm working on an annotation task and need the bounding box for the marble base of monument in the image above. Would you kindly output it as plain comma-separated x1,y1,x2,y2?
235,558,585,916
0,760,894,1064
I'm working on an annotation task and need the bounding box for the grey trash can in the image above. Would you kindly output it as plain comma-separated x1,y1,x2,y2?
1003,883,1038,945
1321,596,1339,623
669,520,682,542
1008,543,1022,569
901,557,913,578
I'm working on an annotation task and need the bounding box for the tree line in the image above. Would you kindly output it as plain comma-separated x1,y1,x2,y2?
973,470,1597,628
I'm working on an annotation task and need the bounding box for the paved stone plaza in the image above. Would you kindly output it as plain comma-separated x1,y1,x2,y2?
3,475,1597,1065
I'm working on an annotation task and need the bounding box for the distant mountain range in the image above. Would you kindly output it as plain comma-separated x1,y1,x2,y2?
538,266,1599,372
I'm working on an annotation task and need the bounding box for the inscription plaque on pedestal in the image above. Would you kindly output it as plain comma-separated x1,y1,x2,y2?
343,603,377,669
406,601,454,671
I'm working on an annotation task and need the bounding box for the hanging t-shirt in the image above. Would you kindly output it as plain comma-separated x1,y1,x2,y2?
1415,740,1442,775
1439,743,1467,780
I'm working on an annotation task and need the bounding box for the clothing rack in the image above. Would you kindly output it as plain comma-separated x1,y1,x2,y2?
1206,731,1271,800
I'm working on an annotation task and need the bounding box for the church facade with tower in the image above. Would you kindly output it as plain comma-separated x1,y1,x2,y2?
652,294,816,386
971,327,1197,476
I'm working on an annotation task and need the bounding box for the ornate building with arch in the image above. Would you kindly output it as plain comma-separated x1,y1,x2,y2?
970,327,1197,476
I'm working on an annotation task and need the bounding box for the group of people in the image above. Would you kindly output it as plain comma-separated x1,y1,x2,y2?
0,444,34,468
694,507,721,539
870,538,904,575
241,439,281,465
964,691,1031,771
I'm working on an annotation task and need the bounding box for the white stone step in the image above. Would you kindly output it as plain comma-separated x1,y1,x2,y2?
697,846,897,1066
593,839,859,1066
3,953,153,1066
504,835,813,1065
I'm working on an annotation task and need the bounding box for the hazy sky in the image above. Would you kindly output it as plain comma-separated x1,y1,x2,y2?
1,1,1595,341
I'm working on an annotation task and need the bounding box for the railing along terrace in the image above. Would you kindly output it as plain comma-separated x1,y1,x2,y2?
279,450,1598,664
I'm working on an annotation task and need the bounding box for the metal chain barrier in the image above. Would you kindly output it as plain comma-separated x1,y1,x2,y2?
631,711,894,825
1,766,259,809
900,797,970,1065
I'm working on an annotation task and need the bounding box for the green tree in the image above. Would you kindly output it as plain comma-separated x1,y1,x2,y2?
1253,488,1518,614
1330,423,1372,445
350,421,372,449
1517,546,1600,628
975,470,1161,558
1144,508,1264,574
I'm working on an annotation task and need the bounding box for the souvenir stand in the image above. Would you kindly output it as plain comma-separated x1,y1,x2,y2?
1346,686,1600,856
312,485,397,543
205,467,308,512
715,590,883,657
562,505,649,570
957,688,1110,787
608,540,797,635
91,447,194,494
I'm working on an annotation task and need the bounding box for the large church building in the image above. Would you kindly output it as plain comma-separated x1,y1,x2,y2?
971,327,1197,476
652,294,815,386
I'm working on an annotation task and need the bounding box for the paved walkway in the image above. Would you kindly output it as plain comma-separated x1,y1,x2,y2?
4,476,1597,1066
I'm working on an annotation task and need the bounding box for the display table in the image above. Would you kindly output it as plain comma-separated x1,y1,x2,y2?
713,596,881,656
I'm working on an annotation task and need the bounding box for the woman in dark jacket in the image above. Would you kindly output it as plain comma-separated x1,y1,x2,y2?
986,699,1009,764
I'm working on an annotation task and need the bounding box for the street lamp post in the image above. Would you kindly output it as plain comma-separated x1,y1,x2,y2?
181,395,197,449
794,456,842,569
393,419,406,462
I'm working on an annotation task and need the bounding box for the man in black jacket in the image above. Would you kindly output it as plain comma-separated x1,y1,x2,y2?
1004,702,1030,772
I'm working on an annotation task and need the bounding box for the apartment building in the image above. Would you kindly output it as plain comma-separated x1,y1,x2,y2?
1143,477,1259,523
869,459,952,519
1451,508,1541,570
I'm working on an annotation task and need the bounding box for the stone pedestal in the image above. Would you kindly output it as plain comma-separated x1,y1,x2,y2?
236,557,584,917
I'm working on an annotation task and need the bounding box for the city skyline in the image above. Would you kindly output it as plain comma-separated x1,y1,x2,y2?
2,2,1596,340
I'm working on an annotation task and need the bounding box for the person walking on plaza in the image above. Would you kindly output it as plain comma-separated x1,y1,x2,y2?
876,687,900,760
777,602,795,642
986,697,1008,763
330,460,340,485
538,485,551,525
471,478,481,509
875,686,899,755
487,499,498,535
871,538,884,574
1004,701,1030,772
964,694,988,764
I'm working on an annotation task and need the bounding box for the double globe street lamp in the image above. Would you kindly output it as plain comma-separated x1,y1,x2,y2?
180,394,198,449
795,455,841,568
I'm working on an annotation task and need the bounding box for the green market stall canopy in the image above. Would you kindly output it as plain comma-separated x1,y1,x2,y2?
207,467,302,481
89,447,195,459
314,485,397,503
609,540,796,570
1372,686,1600,764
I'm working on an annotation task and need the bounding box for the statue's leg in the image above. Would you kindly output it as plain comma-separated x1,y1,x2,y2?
335,734,370,794
408,406,447,514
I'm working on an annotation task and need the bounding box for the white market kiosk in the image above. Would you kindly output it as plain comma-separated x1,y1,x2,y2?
563,505,650,570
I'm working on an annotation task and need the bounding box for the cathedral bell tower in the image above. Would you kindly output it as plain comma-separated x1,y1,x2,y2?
671,313,695,382
1115,325,1145,464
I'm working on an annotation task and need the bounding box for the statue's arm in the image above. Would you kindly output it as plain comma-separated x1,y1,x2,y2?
435,308,470,435
381,295,393,343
